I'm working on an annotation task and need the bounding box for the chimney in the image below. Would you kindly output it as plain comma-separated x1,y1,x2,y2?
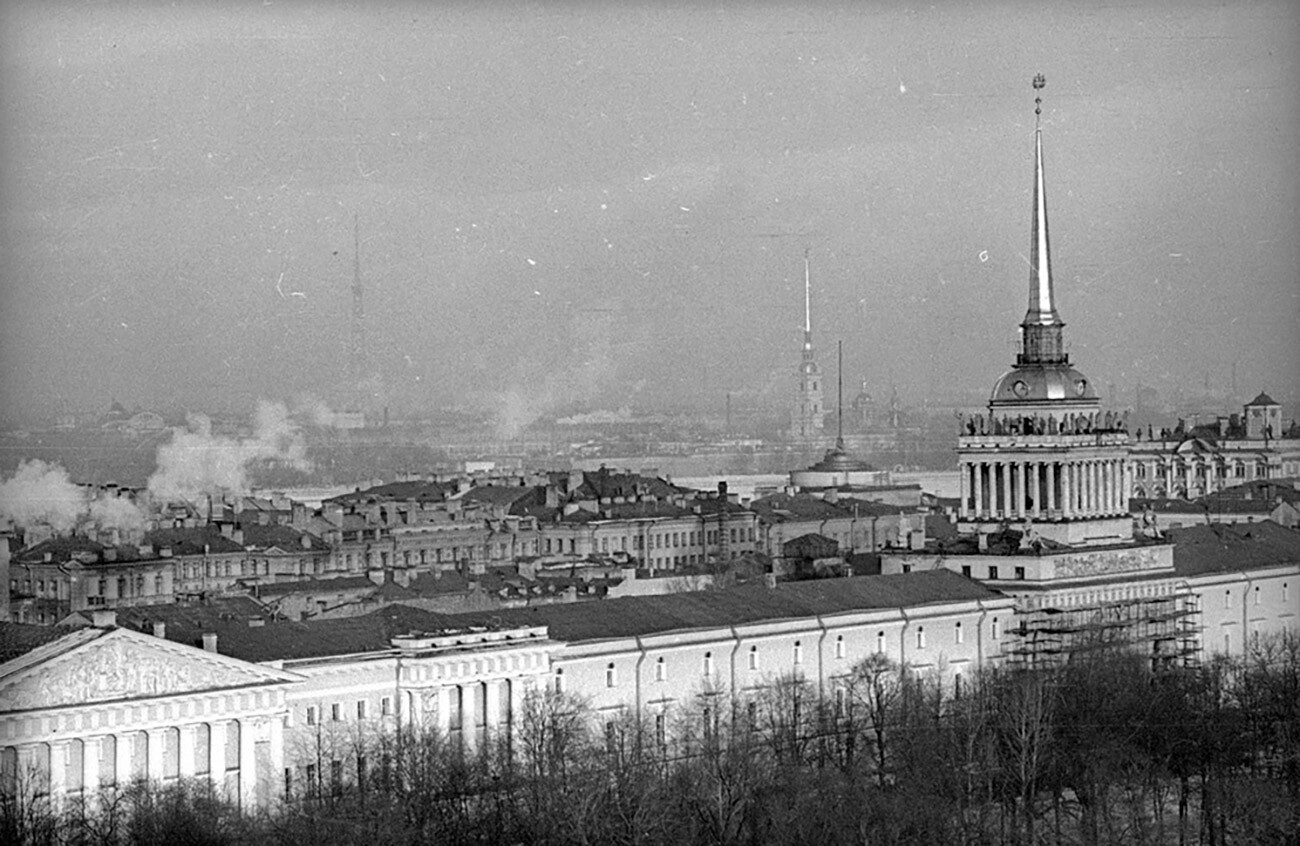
300,533,312,550
219,523,233,538
151,621,166,638
201,632,218,652
568,469,584,493
718,481,728,499
232,528,244,545
545,486,560,509
91,609,117,628
825,488,839,504
764,572,777,589
909,529,925,551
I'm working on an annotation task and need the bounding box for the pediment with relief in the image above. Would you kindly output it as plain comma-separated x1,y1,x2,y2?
0,629,299,713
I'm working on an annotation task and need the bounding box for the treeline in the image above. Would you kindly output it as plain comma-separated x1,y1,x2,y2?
6,633,1298,846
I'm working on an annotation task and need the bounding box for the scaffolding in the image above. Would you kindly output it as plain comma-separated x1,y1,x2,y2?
1005,588,1201,670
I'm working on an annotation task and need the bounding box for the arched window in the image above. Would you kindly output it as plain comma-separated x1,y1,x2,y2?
916,626,926,649
703,652,715,676
955,621,964,644
876,631,885,653
554,667,565,694
655,656,666,682
793,641,803,665
835,634,845,659
748,645,758,670
605,662,616,688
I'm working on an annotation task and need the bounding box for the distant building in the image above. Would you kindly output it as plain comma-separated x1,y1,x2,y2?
1127,392,1300,499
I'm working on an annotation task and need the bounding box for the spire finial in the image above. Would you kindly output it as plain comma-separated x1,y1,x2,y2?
1033,73,1045,126
803,248,812,337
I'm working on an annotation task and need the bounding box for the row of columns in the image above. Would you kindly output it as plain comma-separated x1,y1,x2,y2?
960,457,1126,520
404,677,529,753
9,717,277,810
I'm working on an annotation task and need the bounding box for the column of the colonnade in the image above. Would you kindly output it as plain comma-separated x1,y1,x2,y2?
973,462,984,518
461,684,478,754
1046,463,1056,515
959,462,969,519
208,721,226,792
238,719,256,809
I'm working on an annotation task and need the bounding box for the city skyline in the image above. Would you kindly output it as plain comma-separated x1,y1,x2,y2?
1,1,1297,427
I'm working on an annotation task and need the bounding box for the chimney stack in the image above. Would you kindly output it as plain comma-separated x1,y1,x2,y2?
201,632,218,652
152,621,166,639
91,609,117,628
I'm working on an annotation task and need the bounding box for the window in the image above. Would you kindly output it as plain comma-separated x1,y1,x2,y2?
876,631,885,653
748,645,758,670
331,703,341,722
554,668,565,694
703,652,715,676
1225,590,1232,610
793,641,803,665
954,673,963,700
955,621,964,645
306,706,318,726
1015,567,1026,580
655,657,666,682
988,566,999,580
606,662,617,688
381,697,392,717
961,565,971,578
331,759,342,797
1254,585,1260,606
1224,631,1231,653
992,617,1000,640
356,700,367,720
916,627,926,649
655,714,666,747
605,720,619,754
835,635,845,659
1284,583,1290,603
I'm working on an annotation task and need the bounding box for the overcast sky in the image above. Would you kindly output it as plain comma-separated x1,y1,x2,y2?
1,0,1296,425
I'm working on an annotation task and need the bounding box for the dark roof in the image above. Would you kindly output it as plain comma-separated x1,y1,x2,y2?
750,493,854,522
179,570,1003,662
253,575,377,598
325,480,456,505
1246,392,1278,407
0,622,79,663
459,485,540,510
1170,521,1300,576
435,570,1004,643
181,603,451,663
237,524,328,552
119,596,271,641
143,526,244,556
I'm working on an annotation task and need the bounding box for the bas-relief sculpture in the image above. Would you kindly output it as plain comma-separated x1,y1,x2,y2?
1053,548,1160,579
0,637,268,712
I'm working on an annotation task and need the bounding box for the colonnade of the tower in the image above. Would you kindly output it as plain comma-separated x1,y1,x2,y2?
959,456,1127,521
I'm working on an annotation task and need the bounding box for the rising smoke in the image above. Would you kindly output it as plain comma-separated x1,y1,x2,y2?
146,400,311,503
0,400,313,535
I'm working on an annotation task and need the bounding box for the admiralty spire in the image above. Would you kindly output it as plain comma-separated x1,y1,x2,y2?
957,75,1132,547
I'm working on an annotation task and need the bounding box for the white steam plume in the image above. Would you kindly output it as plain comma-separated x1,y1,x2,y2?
0,460,149,533
147,400,311,502
0,460,86,533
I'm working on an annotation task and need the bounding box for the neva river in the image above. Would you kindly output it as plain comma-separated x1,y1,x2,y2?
674,470,960,501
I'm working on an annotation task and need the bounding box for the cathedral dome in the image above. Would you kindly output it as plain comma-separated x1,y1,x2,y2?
990,363,1097,407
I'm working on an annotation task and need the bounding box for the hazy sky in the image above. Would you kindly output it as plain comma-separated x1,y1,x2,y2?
2,0,1297,425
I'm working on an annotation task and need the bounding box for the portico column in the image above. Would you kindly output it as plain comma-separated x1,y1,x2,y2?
178,725,197,778
49,740,67,800
998,462,1009,517
973,462,984,518
485,678,502,734
82,737,100,797
1030,462,1041,517
238,719,256,809
1046,462,1057,515
436,686,453,738
1092,461,1100,514
269,716,284,803
208,721,227,791
959,462,969,519
1062,463,1073,518
461,684,479,754
115,733,133,787
1015,462,1026,518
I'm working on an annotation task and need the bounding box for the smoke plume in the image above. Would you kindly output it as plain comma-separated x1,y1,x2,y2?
0,459,149,533
146,400,311,502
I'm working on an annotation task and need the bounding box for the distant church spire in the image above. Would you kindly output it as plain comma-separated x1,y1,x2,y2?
802,247,814,358
1018,74,1067,366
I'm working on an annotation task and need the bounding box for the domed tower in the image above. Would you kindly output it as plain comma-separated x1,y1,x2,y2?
956,76,1132,547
